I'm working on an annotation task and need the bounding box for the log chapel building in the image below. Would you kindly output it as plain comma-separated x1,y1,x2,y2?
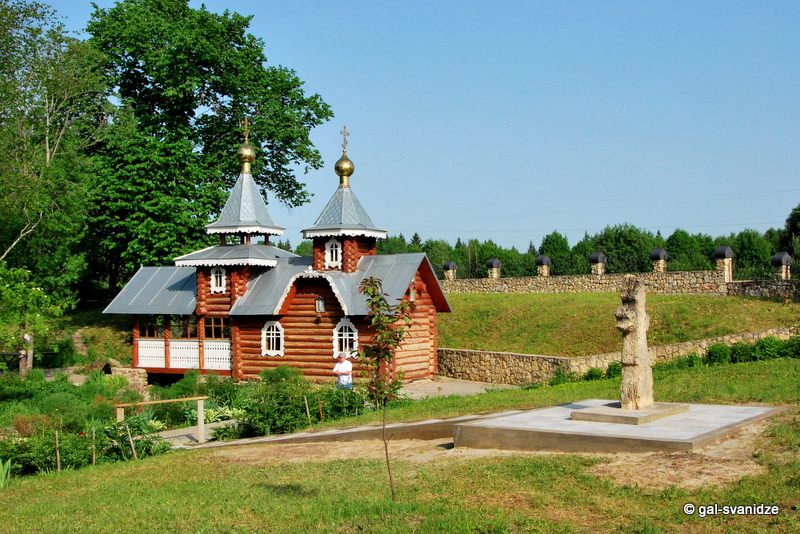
104,130,451,382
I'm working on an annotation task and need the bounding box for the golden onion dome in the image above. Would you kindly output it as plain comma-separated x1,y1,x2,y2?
334,152,354,188
237,142,256,174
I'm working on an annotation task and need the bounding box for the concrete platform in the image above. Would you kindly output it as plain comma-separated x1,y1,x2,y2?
571,401,689,425
454,399,783,453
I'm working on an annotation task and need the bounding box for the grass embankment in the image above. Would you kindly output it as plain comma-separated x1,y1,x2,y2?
3,358,800,533
439,293,800,356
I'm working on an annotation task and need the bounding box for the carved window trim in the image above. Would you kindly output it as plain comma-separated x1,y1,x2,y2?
324,238,342,269
261,321,284,357
333,318,358,358
210,266,226,294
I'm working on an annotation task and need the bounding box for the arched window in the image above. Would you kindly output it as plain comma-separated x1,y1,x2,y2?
261,321,284,357
333,318,358,358
210,266,226,294
324,238,342,269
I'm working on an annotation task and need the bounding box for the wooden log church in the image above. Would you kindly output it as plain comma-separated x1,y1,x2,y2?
104,129,451,382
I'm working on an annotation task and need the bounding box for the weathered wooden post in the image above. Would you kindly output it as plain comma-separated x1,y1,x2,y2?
615,275,653,410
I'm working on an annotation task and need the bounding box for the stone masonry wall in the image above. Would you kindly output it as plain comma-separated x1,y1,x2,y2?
438,324,799,385
440,271,800,298
440,270,727,295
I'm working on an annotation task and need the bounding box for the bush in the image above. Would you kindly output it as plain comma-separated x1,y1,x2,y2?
259,365,304,384
730,342,755,364
754,336,782,361
705,343,731,366
549,367,575,386
583,368,604,381
604,361,622,379
779,336,800,359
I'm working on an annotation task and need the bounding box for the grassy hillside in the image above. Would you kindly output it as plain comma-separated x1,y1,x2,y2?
46,294,800,365
438,293,800,356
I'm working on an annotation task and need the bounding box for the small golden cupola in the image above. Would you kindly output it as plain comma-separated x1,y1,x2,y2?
301,127,387,273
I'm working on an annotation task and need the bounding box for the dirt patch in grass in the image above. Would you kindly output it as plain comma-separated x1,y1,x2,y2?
205,420,768,490
587,419,769,490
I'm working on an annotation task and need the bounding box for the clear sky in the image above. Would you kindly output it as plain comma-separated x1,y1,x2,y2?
51,0,800,251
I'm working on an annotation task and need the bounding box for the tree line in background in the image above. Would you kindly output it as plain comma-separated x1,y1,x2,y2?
273,207,800,281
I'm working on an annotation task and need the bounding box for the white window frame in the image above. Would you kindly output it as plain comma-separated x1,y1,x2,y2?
333,318,358,358
324,238,342,269
210,266,226,294
261,321,284,357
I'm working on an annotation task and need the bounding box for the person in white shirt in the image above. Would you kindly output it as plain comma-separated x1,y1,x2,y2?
332,353,353,389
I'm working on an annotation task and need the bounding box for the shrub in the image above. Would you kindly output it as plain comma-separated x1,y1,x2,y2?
705,343,731,366
583,368,604,381
778,335,800,359
37,392,87,432
604,361,622,379
259,365,304,384
754,336,782,361
549,367,575,386
730,342,755,364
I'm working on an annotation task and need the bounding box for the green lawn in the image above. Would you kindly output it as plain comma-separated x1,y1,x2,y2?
3,358,799,533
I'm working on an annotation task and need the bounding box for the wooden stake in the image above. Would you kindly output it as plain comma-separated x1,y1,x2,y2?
55,431,61,472
125,424,138,460
303,395,312,425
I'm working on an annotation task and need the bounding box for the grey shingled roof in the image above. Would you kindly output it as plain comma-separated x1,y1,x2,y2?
174,244,297,267
103,267,196,315
301,186,386,238
206,172,285,235
230,253,450,316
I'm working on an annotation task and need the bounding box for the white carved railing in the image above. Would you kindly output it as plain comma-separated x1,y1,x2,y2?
170,339,200,369
136,338,231,371
204,340,232,370
138,339,166,367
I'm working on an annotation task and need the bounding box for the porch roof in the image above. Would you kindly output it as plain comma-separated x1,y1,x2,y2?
103,267,197,315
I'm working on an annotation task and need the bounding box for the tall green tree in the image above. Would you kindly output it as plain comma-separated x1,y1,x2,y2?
85,0,332,288
781,203,800,262
0,1,110,300
590,223,658,273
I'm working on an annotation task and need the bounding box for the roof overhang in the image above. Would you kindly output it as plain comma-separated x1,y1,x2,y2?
302,228,387,239
206,225,285,236
174,258,278,267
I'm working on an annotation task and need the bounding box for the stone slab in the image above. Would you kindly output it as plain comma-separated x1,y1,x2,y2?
453,399,783,453
570,401,690,425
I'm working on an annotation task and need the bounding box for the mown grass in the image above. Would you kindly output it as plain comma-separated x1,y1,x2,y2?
3,359,799,533
438,293,800,356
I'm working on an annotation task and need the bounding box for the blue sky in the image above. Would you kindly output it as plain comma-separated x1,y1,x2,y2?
51,0,800,251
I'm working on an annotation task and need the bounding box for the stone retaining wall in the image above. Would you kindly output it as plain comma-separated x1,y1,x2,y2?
437,324,799,385
440,271,800,298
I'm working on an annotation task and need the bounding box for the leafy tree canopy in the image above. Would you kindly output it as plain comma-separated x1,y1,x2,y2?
84,0,333,288
0,0,110,301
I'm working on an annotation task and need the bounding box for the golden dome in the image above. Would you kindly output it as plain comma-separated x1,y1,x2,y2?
334,152,354,188
237,142,256,173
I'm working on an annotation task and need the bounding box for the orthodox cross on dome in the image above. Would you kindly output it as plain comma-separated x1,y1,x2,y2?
340,126,349,152
241,116,251,143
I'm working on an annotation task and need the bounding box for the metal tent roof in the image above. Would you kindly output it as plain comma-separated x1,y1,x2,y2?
301,186,387,239
205,172,285,236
